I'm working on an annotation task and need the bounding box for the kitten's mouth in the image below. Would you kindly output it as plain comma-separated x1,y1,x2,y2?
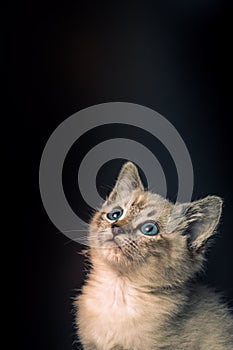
103,238,122,250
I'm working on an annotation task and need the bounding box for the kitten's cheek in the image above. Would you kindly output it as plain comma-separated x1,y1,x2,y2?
102,230,114,239
95,230,113,247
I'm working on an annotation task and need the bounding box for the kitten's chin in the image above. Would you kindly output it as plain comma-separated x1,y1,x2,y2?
96,241,130,268
90,234,136,270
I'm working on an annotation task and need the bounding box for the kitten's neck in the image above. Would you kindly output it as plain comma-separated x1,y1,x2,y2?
89,253,189,296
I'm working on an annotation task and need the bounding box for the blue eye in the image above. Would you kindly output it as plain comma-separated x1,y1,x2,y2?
140,221,159,235
107,207,123,221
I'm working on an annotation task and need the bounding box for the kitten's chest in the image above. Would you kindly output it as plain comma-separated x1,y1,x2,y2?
86,275,139,322
79,275,156,349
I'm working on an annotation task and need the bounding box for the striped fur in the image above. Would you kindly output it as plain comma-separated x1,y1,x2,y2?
75,162,233,350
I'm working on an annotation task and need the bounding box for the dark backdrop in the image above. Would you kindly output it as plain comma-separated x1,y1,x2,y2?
7,1,232,349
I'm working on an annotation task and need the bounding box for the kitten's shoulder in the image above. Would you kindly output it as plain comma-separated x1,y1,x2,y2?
178,284,233,348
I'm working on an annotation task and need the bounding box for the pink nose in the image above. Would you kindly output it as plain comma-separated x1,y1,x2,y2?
112,224,124,236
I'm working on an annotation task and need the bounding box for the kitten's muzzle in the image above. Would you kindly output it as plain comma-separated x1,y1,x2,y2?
111,224,124,236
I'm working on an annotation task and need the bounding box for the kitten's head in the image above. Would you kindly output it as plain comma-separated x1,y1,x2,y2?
89,162,222,286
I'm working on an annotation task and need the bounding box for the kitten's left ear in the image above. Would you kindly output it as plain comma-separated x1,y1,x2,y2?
108,162,144,201
167,196,223,252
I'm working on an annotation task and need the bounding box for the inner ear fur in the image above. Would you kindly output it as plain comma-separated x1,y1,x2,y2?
167,196,223,252
108,162,144,201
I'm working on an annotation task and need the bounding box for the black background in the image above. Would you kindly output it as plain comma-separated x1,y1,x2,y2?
7,1,232,349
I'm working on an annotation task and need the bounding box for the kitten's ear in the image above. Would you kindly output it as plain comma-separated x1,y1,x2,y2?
108,162,144,201
167,196,223,252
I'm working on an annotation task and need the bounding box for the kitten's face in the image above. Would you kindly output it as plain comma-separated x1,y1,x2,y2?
90,190,173,265
89,162,222,284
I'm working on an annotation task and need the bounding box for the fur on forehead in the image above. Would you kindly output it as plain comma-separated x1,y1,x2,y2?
103,188,169,215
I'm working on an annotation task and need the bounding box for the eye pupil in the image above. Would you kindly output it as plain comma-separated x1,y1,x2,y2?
107,207,123,221
140,222,159,235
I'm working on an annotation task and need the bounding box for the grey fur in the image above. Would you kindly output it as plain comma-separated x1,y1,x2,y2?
75,162,233,350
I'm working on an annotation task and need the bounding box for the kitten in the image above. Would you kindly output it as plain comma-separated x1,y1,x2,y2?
75,162,233,350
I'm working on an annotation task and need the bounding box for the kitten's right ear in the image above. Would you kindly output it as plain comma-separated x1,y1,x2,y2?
108,162,144,202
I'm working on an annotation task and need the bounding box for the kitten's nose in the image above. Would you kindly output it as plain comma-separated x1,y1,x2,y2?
111,224,124,236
